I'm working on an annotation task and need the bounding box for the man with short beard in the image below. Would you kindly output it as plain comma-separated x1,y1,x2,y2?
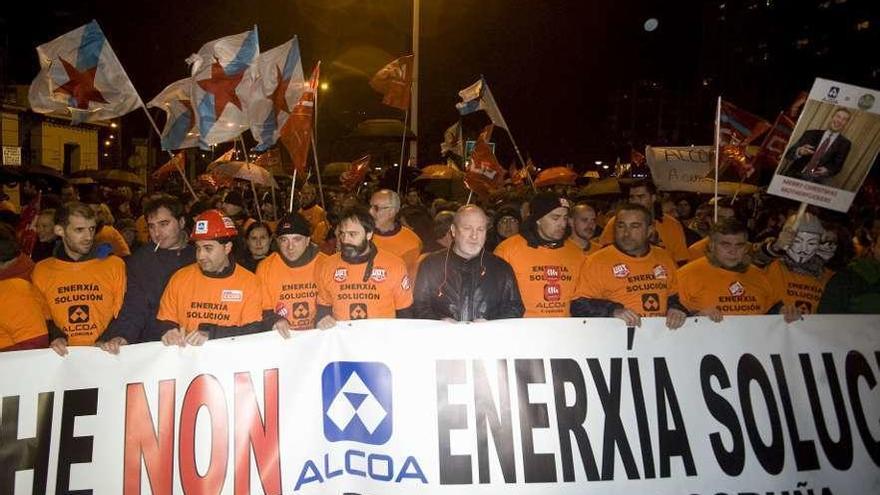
315,207,412,329
156,209,263,346
494,192,584,317
258,212,327,335
677,219,799,322
31,202,126,356
567,201,601,255
99,194,196,352
572,203,687,329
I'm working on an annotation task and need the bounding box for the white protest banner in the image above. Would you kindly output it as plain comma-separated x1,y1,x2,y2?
645,146,714,192
767,78,880,212
1,316,879,494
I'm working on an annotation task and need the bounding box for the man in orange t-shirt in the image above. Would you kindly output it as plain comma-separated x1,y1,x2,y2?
678,219,798,322
31,202,126,356
495,192,584,317
258,212,327,334
316,207,413,329
573,203,687,329
0,231,48,351
370,189,423,278
157,210,264,346
598,180,689,265
568,201,602,255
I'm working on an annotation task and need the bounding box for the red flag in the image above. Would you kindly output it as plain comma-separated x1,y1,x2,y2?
464,125,505,198
152,151,186,181
718,100,772,180
279,62,320,175
630,150,646,167
369,55,414,111
254,148,283,176
340,155,371,192
16,192,40,257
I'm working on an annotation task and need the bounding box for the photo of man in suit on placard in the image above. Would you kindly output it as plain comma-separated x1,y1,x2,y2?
781,107,852,183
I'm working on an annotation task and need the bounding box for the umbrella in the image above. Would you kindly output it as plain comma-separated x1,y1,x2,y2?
413,164,467,200
211,161,278,188
580,177,621,197
534,166,577,188
22,165,67,184
688,179,760,196
0,166,23,184
95,169,144,187
414,164,464,181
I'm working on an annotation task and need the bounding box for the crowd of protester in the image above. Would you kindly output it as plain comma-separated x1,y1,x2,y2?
0,172,878,355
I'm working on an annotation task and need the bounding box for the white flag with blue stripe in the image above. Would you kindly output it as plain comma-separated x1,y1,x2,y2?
240,37,305,151
455,77,509,131
147,79,200,150
28,20,140,124
187,28,259,148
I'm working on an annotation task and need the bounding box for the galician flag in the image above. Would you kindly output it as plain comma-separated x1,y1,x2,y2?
147,79,200,150
28,20,140,124
240,37,305,151
187,27,259,148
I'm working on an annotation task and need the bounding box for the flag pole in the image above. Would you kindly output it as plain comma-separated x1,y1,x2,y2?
310,132,325,210
713,96,722,223
397,108,410,195
289,168,297,213
239,136,263,224
138,103,198,200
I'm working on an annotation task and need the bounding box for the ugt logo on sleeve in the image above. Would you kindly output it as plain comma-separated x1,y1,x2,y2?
322,361,392,445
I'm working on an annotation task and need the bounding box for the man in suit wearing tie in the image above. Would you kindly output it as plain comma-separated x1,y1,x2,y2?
782,108,853,184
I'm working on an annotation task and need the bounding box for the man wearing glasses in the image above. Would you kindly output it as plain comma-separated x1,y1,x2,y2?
369,189,423,278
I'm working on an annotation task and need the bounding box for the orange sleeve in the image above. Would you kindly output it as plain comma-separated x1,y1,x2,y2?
256,261,275,312
243,275,263,324
665,254,680,296
764,262,787,306
316,260,333,306
598,217,615,246
157,273,181,325
664,220,689,263
676,264,700,311
0,282,49,349
687,239,707,261
574,254,606,299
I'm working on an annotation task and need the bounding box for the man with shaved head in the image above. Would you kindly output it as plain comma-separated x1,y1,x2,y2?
414,205,523,322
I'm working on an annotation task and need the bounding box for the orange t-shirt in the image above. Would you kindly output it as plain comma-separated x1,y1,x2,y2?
157,263,263,333
764,260,833,315
599,215,689,263
0,279,49,350
257,250,327,330
372,225,423,278
95,225,131,257
316,249,413,321
687,237,709,261
678,257,779,315
31,256,126,346
495,234,584,317
575,245,678,317
299,205,329,243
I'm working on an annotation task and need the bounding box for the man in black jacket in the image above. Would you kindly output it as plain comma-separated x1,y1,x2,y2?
99,194,195,353
781,108,852,183
414,205,524,322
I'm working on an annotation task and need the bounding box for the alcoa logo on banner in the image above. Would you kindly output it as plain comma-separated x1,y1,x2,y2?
294,361,428,490
322,361,392,444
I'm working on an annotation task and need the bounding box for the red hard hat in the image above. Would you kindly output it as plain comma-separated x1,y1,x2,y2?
191,209,239,241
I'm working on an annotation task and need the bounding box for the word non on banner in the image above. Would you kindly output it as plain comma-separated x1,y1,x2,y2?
646,146,714,192
0,316,879,494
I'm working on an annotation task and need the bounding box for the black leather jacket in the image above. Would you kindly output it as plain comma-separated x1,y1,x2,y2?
413,248,524,321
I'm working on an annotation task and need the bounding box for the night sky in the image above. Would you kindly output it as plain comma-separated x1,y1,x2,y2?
2,0,878,171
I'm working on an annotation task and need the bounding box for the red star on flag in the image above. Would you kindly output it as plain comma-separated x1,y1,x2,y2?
53,58,108,110
270,65,292,116
197,60,245,117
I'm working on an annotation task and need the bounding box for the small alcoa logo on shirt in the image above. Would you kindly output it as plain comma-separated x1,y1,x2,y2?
221,290,243,302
